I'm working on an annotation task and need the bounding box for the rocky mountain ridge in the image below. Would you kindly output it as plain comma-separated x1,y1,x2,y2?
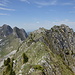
0,24,75,75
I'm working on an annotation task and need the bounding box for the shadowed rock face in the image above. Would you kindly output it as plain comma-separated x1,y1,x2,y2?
13,27,28,40
0,24,13,38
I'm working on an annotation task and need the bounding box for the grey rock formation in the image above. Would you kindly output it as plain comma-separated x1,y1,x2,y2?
13,27,28,40
0,24,28,40
0,24,13,38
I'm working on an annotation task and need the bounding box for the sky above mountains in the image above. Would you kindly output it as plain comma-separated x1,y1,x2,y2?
0,0,75,31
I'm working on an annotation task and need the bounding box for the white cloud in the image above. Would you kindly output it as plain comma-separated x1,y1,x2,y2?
69,11,75,13
0,13,8,15
35,0,57,6
0,3,5,6
20,0,27,1
50,0,57,5
0,0,15,11
20,0,57,6
20,0,75,8
62,3,73,5
36,21,40,24
0,7,15,11
0,0,10,6
20,0,30,4
74,7,75,8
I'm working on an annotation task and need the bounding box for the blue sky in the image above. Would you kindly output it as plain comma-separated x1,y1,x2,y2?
0,0,75,31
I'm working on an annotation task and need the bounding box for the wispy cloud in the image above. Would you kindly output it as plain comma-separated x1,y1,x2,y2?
20,0,57,6
0,0,15,16
0,3,5,6
69,11,75,13
0,0,10,6
0,13,8,15
35,0,57,6
20,0,30,4
62,3,73,5
0,7,15,11
20,0,75,7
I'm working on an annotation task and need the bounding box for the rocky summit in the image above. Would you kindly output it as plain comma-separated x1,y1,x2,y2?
0,24,75,75
0,24,13,38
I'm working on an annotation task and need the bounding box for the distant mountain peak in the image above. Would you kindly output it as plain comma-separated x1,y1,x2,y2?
0,24,28,40
13,26,28,40
0,24,13,38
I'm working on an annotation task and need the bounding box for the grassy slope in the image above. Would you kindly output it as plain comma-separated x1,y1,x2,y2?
13,40,74,75
0,34,22,58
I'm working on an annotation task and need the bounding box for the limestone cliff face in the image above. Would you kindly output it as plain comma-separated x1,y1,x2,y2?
1,24,75,75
